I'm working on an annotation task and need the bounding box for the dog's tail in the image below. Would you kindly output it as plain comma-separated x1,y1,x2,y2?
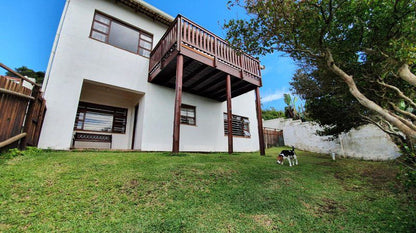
291,146,295,151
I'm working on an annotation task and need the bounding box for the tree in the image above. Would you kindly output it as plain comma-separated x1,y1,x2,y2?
290,68,366,136
284,93,303,119
224,0,416,159
6,66,45,85
262,107,285,120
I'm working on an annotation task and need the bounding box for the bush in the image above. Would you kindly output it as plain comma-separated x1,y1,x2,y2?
0,147,43,159
398,167,416,192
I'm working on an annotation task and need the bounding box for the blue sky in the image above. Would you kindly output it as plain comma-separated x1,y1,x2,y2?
0,0,297,110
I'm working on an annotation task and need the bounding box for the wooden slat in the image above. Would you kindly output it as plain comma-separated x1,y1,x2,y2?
0,72,46,149
0,87,35,100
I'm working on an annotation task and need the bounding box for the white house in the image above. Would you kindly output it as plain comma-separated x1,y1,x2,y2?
38,0,265,154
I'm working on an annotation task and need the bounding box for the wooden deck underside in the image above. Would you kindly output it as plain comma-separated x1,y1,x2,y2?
151,55,257,102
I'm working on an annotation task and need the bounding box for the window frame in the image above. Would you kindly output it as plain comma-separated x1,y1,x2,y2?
180,104,196,126
223,113,251,138
74,102,128,134
89,11,153,58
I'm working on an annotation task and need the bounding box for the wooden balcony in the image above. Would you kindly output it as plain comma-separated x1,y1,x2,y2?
149,15,262,102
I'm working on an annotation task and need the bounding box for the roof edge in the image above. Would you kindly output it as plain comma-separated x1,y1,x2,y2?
117,0,174,26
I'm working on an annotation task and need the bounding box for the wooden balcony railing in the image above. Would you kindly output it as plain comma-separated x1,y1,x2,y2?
149,15,262,86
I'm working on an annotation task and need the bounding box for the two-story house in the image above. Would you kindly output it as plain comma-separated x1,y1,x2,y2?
38,0,265,154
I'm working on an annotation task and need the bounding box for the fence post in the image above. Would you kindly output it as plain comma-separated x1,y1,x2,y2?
20,85,40,149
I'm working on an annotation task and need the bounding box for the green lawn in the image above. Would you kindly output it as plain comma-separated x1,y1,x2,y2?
0,148,414,232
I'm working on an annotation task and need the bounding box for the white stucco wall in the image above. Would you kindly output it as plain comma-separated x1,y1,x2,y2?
339,125,401,160
140,85,259,152
283,120,339,154
39,0,169,150
39,0,261,152
264,118,401,160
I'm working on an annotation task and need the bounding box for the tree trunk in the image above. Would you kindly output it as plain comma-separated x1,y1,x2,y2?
398,64,416,87
325,50,416,144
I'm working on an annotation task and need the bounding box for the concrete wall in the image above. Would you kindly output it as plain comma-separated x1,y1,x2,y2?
39,0,260,152
264,118,401,160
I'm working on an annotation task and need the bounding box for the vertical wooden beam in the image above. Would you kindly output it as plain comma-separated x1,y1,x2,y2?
226,74,233,154
255,87,265,155
172,54,184,153
20,85,40,149
177,15,182,52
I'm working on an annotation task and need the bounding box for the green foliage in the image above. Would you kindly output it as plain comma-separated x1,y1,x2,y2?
262,107,285,120
1,147,43,159
0,150,414,232
283,93,292,107
2,148,24,159
282,93,305,120
291,69,366,135
398,167,416,191
6,66,45,85
225,0,416,143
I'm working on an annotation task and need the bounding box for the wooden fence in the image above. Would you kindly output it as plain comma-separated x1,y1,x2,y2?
264,127,284,148
0,63,46,151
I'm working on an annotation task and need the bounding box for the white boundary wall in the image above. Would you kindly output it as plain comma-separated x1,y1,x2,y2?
264,118,401,160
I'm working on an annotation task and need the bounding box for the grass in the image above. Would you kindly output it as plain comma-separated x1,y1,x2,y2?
0,147,415,232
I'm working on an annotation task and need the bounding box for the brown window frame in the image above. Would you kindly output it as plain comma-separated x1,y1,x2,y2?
223,113,250,138
89,11,153,58
181,104,196,126
74,102,128,134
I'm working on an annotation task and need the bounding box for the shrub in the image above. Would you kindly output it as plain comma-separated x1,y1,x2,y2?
0,147,43,159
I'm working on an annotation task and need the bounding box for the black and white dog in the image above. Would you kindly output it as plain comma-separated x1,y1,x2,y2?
276,146,298,166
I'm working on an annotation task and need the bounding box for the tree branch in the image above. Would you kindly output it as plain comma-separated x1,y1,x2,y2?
390,102,416,121
398,64,416,87
364,48,390,59
325,48,416,139
377,80,416,108
390,112,416,131
360,114,405,141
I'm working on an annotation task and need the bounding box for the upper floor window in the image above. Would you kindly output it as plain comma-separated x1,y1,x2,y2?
90,12,153,58
181,104,196,126
224,113,250,137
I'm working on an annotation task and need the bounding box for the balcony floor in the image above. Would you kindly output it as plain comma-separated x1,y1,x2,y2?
150,55,258,102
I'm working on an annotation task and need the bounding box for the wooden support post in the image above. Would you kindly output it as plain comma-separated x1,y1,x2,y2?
20,85,40,150
255,87,265,155
226,74,233,154
172,54,184,153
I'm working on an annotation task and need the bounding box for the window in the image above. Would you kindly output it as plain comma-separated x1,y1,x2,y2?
224,113,250,137
90,12,153,57
74,102,128,134
181,104,196,125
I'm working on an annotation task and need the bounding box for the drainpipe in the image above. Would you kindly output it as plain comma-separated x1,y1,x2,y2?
43,0,70,93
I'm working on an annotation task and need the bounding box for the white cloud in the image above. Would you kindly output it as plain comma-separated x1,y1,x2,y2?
261,89,287,103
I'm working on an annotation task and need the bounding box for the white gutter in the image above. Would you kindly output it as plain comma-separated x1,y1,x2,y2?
135,0,174,23
43,0,71,93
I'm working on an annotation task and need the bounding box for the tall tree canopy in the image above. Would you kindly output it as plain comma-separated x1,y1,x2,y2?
6,66,45,85
225,0,416,156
